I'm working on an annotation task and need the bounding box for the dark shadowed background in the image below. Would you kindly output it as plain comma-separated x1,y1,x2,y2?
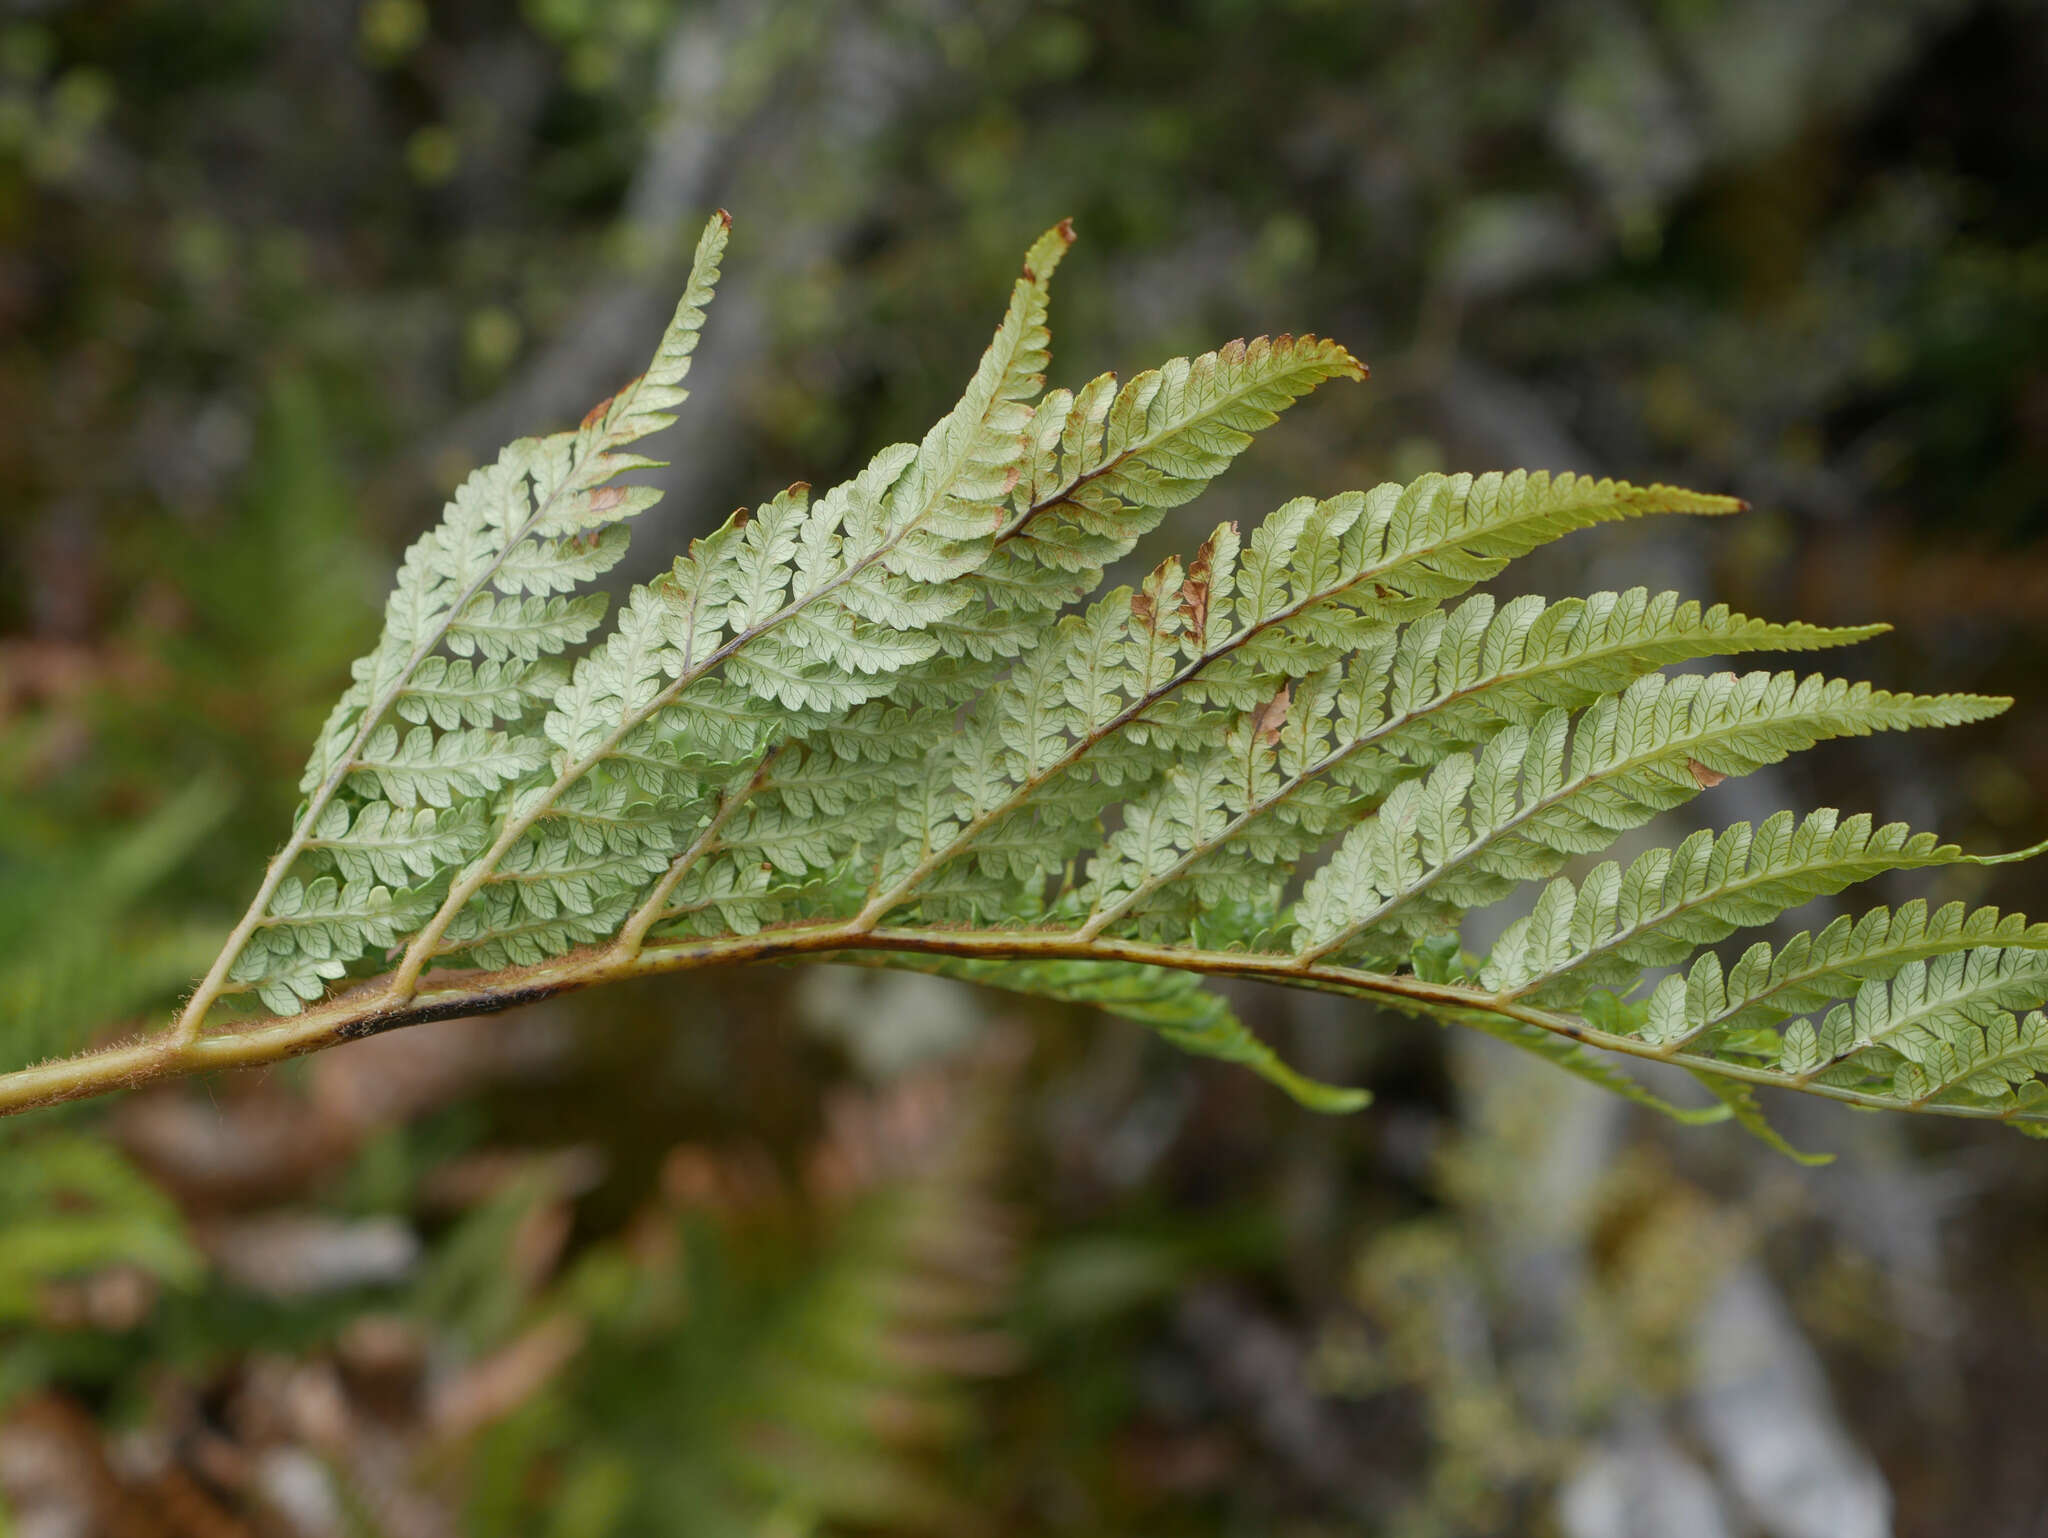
3,2,2046,1534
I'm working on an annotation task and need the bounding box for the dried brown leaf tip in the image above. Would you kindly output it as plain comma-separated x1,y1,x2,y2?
1134,556,1184,637
579,394,615,432
1022,218,1078,280
1182,524,1232,648
586,486,630,515
1687,758,1727,789
1252,682,1292,747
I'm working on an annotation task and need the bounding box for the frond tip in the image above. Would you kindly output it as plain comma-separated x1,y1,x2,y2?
5,212,2043,1159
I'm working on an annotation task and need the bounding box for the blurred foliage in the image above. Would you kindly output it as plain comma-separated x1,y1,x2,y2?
1314,1064,1760,1536
0,777,226,1067
464,1048,1024,1537
2,0,2046,1533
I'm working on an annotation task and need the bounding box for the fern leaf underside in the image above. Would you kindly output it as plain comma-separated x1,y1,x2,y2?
142,214,2048,1149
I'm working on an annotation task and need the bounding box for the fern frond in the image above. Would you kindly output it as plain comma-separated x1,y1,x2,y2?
348,723,551,810
1076,590,1886,936
12,215,2048,1158
1770,948,2048,1083
305,801,490,887
1479,811,1979,1003
395,656,563,729
1889,1010,2048,1113
185,214,732,1028
1663,898,2048,1042
1290,671,2001,967
226,875,437,1013
445,593,610,661
865,483,1752,928
408,222,1100,975
999,333,1366,581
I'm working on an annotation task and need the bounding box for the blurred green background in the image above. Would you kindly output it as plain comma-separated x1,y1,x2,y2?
3,2,2047,1534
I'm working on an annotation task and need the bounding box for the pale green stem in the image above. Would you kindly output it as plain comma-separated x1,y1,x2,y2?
9,923,2042,1128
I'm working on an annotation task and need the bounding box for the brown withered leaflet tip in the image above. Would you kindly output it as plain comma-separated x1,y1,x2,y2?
1182,523,1233,646
1252,682,1292,746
